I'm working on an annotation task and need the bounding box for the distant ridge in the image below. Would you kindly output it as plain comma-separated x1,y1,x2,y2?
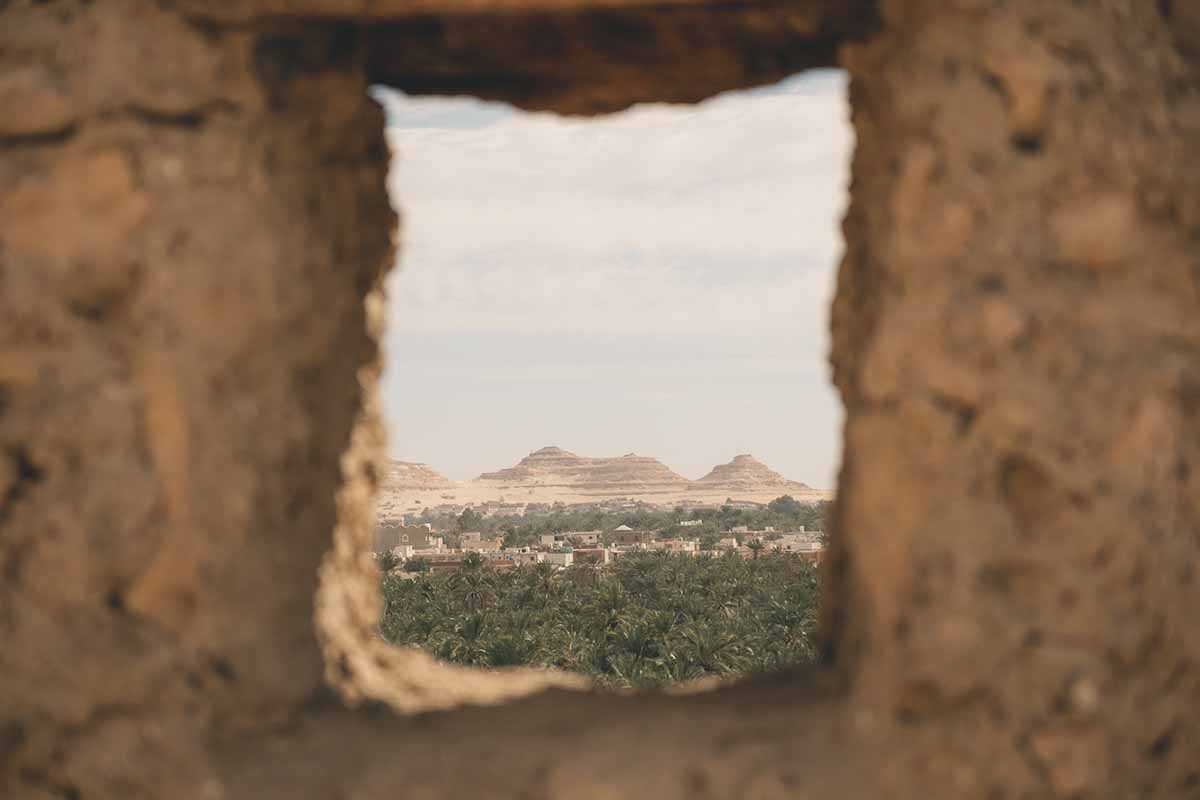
379,447,828,513
381,459,454,490
695,454,813,492
479,446,689,492
477,446,812,495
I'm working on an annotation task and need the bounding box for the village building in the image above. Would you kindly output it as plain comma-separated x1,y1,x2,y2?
775,532,823,547
506,550,545,566
610,525,653,546
461,535,503,553
562,530,602,546
664,539,699,556
538,530,602,548
647,539,699,556
571,548,611,566
543,551,574,568
775,535,825,563
374,523,444,555
425,557,516,574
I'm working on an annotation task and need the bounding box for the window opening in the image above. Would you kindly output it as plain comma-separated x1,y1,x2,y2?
370,70,850,689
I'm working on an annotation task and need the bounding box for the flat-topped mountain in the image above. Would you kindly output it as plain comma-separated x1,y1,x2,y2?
378,447,829,513
381,459,454,490
479,446,689,491
695,454,813,492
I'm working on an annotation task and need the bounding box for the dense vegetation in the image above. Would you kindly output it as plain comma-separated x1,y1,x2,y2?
409,495,830,551
380,550,822,687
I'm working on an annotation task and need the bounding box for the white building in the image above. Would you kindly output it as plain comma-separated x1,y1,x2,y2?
543,551,574,568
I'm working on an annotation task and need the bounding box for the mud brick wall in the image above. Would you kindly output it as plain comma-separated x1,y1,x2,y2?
1,1,1195,798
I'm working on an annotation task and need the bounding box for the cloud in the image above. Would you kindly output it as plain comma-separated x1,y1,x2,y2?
378,72,851,337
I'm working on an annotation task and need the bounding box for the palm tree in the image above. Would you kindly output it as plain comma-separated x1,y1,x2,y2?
747,540,764,560
486,633,533,667
379,550,821,687
445,613,489,665
450,567,493,612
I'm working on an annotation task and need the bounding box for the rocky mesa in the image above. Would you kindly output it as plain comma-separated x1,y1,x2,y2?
478,446,690,493
381,460,455,491
379,447,828,513
694,454,813,493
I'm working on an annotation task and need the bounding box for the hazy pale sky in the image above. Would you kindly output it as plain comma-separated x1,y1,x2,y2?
373,71,851,488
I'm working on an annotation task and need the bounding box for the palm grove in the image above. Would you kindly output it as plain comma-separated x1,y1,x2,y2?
379,497,826,687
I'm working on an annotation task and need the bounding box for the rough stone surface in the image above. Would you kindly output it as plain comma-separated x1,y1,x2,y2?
831,1,1200,797
1,0,1197,798
1,2,394,795
362,3,877,114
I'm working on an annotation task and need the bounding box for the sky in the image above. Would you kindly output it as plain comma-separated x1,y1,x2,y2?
373,70,851,489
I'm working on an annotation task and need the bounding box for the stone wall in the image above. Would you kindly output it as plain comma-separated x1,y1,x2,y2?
1,3,393,794
1,0,1196,798
832,2,1200,796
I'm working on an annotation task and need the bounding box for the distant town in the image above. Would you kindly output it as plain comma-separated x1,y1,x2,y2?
374,494,828,575
374,448,831,684
376,493,829,685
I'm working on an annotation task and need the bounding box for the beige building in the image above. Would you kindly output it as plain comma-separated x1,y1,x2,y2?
611,525,652,546
543,551,574,568
539,530,602,548
374,524,443,555
507,550,545,566
663,539,699,556
572,548,611,566
459,532,502,552
648,539,699,556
